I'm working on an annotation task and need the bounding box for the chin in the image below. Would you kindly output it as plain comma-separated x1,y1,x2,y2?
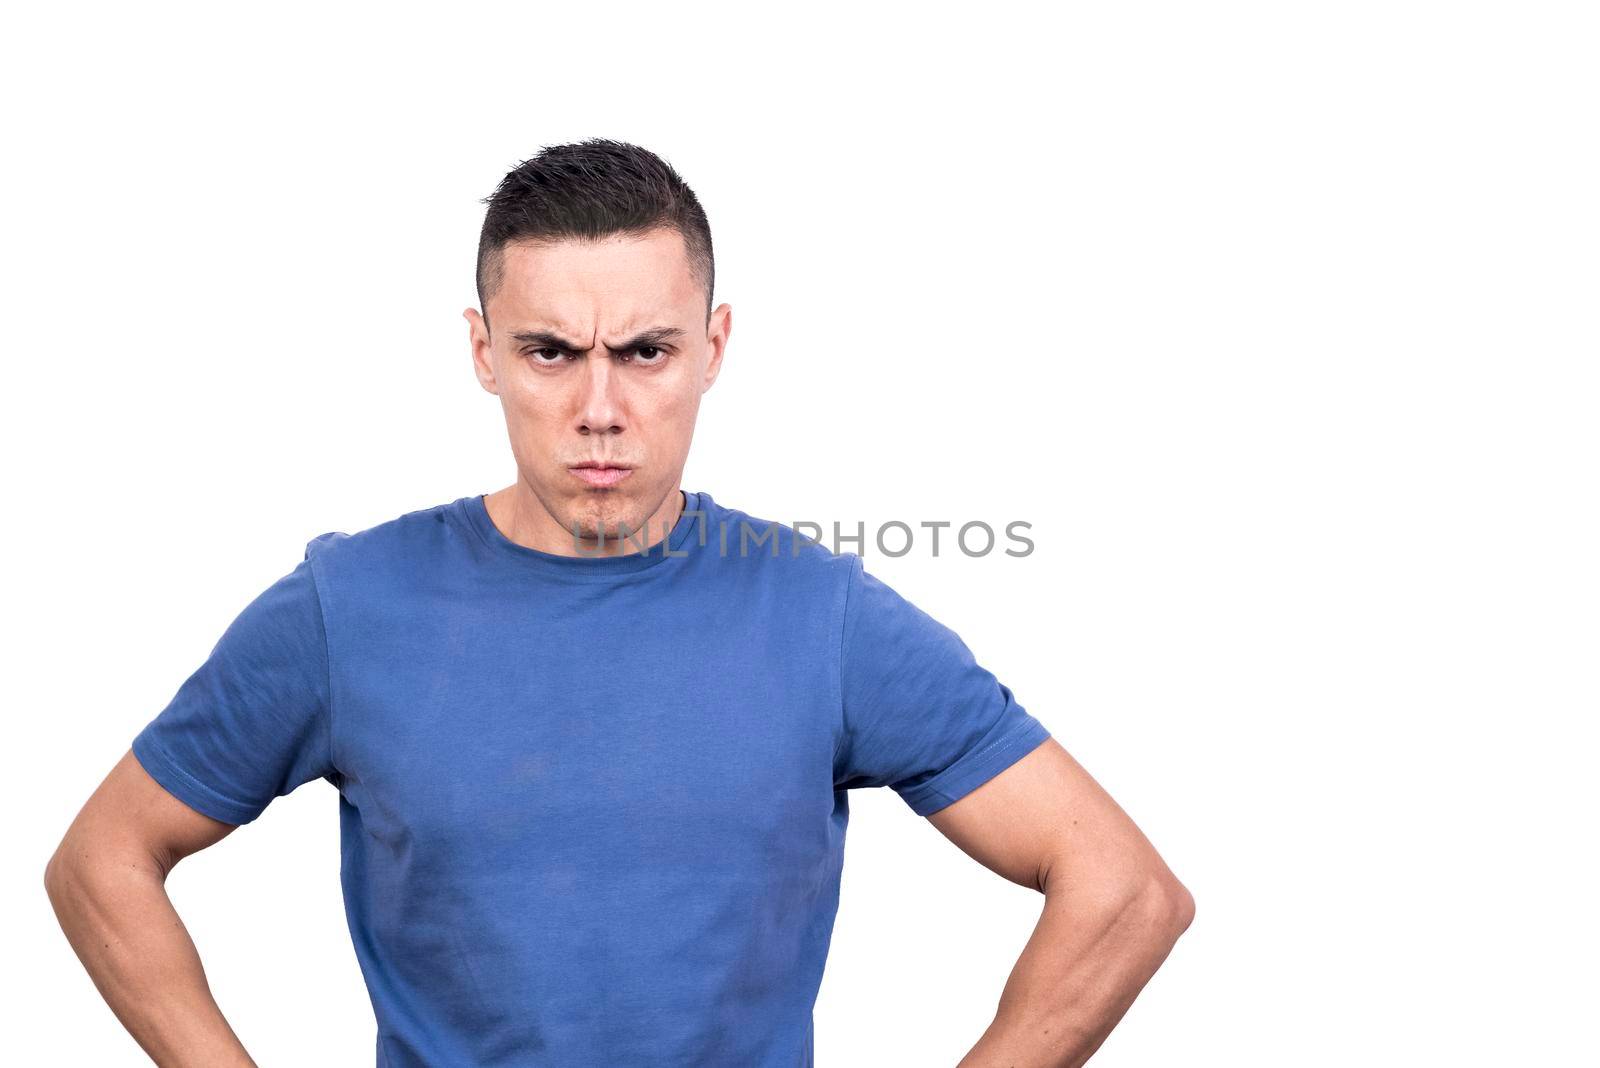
562,494,645,541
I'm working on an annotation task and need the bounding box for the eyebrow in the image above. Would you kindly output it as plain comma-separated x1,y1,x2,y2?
508,326,687,354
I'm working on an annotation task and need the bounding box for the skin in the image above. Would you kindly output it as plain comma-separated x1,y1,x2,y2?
44,752,256,1066
44,226,1192,1067
937,740,1195,1066
465,228,731,558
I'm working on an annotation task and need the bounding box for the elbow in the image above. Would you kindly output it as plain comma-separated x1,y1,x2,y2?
1141,868,1195,944
1166,873,1196,936
1048,861,1195,948
44,835,80,893
1076,866,1192,953
43,847,71,911
44,832,99,912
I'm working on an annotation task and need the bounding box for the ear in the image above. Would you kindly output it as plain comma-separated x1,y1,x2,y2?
701,303,732,393
465,307,499,395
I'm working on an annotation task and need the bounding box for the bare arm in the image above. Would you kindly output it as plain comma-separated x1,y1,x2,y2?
931,738,1195,1068
44,748,259,1068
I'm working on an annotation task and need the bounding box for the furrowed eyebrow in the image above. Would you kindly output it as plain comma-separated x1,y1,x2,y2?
509,327,686,354
509,330,585,352
608,327,686,353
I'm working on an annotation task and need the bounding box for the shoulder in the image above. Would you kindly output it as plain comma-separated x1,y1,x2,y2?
298,496,466,579
697,493,861,600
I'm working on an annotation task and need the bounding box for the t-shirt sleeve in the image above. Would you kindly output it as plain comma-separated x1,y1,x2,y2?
832,554,1052,817
130,536,338,826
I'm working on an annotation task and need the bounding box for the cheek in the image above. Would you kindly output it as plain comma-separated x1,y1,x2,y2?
653,363,704,410
644,381,700,436
498,395,567,464
502,376,571,421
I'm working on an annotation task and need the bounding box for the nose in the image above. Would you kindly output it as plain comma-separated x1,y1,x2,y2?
575,353,624,437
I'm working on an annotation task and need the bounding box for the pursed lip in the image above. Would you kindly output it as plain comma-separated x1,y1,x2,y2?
567,462,635,488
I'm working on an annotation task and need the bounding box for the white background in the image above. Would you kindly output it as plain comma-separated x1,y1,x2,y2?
7,3,1597,1065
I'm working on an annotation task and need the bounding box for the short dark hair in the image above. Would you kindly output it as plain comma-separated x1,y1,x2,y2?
475,139,715,332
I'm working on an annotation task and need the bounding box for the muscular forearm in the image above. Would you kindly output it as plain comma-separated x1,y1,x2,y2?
44,848,257,1067
956,873,1194,1068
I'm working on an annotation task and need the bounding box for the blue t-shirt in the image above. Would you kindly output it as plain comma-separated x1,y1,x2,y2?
131,489,1052,1067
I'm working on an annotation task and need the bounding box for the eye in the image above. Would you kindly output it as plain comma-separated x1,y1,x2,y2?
623,345,668,365
525,347,571,365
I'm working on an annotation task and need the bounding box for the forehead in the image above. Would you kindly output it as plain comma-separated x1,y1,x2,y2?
490,228,699,332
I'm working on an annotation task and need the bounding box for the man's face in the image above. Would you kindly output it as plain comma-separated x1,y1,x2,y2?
466,227,729,546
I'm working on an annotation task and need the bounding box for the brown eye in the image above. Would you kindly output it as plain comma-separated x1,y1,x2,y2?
629,346,667,365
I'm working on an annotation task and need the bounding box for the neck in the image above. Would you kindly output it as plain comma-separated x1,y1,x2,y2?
485,482,685,558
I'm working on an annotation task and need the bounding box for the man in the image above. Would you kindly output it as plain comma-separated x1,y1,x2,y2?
45,139,1193,1067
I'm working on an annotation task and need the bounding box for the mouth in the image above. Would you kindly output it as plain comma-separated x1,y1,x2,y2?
567,462,635,489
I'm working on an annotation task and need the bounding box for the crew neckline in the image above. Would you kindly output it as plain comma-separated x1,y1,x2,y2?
458,489,708,579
